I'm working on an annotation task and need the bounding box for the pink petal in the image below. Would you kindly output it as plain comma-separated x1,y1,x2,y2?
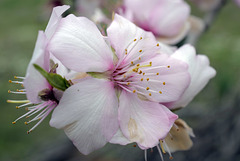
45,5,70,39
149,0,190,37
107,14,158,67
109,129,131,145
50,77,119,155
49,14,114,73
133,53,190,103
166,45,216,109
118,91,178,149
24,31,50,103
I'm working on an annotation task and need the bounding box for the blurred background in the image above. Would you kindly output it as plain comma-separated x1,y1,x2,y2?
0,0,240,161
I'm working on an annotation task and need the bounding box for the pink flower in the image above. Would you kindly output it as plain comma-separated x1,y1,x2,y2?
8,5,70,133
48,14,190,154
120,0,190,44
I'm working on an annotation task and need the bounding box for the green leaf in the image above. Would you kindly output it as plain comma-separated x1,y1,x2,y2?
33,64,71,91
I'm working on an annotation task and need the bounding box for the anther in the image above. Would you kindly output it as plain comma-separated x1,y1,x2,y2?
169,156,174,160
143,73,145,75
133,145,137,147
137,64,140,67
156,73,159,75
149,93,152,96
149,62,152,66
141,78,143,81
8,90,11,93
134,39,137,41
131,61,134,65
127,82,130,85
167,65,170,68
163,82,166,85
133,90,136,93
159,91,162,94
9,80,12,83
157,43,159,46
124,74,126,78
146,78,149,81
140,37,142,40
146,87,150,90
16,106,19,109
139,70,142,74
139,50,142,52
139,57,141,60
12,121,16,124
27,130,31,134
24,122,28,125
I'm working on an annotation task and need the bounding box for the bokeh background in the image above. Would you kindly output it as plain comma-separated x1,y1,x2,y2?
0,0,240,161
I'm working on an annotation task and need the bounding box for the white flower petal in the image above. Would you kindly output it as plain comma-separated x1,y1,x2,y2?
24,31,50,103
168,44,216,109
50,77,119,155
45,5,70,39
118,91,178,149
49,14,114,73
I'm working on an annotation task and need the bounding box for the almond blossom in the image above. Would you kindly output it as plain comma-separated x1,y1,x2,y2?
48,14,191,155
8,5,70,133
119,0,191,45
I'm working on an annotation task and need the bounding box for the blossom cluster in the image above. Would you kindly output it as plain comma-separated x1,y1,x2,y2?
8,1,217,160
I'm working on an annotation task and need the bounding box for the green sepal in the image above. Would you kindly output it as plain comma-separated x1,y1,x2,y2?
33,64,71,91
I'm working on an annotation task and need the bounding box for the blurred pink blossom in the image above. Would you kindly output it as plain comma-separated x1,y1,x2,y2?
119,0,191,44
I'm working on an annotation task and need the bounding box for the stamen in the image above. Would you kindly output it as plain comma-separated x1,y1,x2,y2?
163,82,166,85
159,140,166,154
149,93,151,96
156,145,164,161
146,87,150,90
144,150,148,161
8,80,23,84
16,102,32,109
162,140,173,159
8,90,26,94
14,76,25,79
157,43,159,46
7,100,30,104
139,50,142,52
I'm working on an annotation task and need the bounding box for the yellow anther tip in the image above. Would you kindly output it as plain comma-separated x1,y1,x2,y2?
156,73,159,75
134,39,137,41
159,91,162,94
157,43,159,46
24,122,28,125
8,90,11,93
146,87,149,90
149,93,152,96
14,76,17,79
16,106,19,109
12,121,16,124
133,90,136,93
163,82,166,85
146,78,149,81
141,78,143,81
167,65,170,68
139,50,142,52
8,80,12,83
169,156,174,160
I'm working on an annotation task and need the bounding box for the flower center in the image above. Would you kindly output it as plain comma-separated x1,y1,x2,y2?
110,37,170,98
